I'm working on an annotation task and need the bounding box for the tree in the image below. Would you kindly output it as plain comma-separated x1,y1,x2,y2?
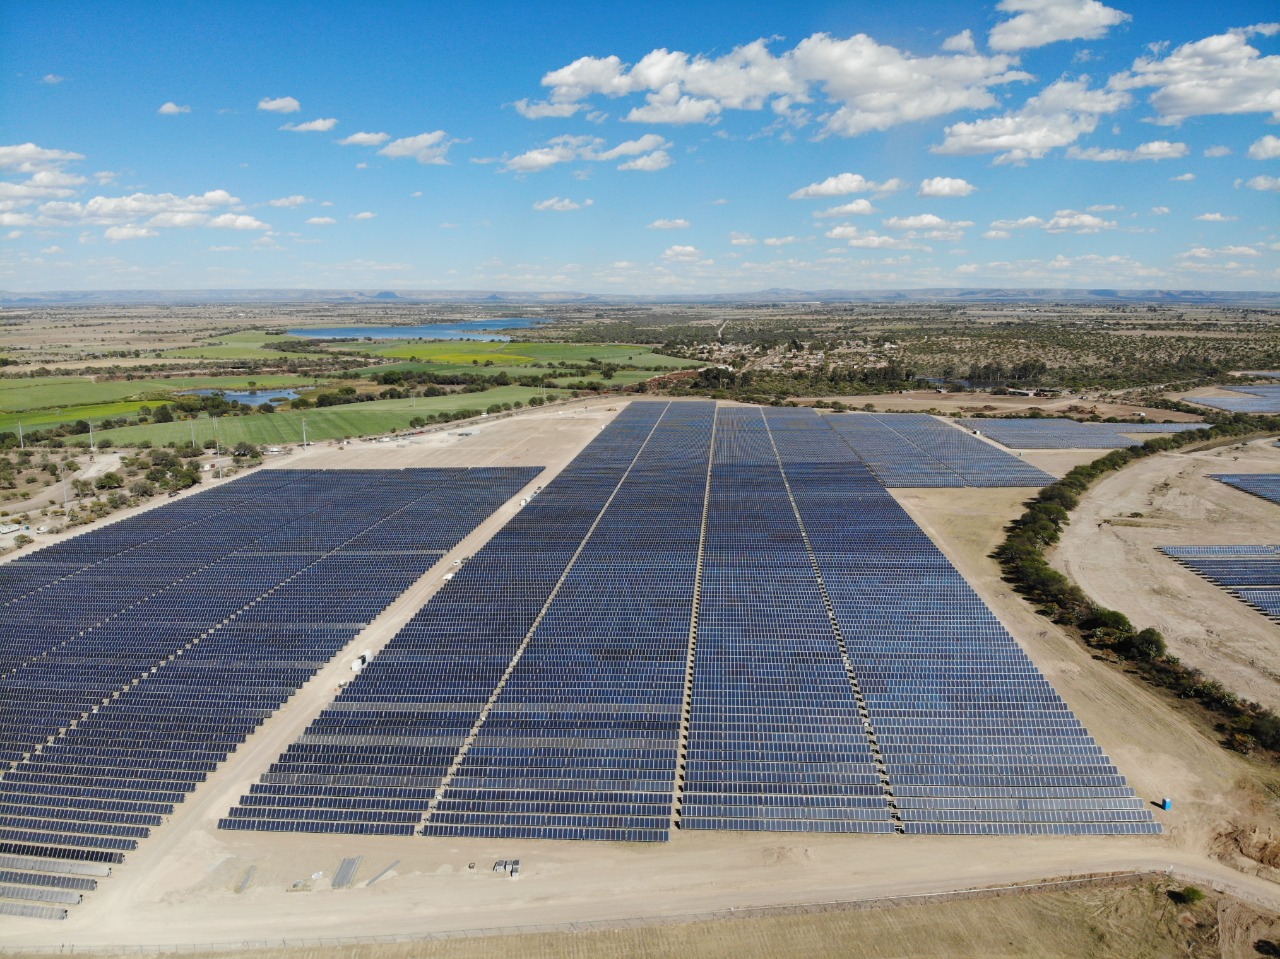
94,472,124,490
13,533,33,548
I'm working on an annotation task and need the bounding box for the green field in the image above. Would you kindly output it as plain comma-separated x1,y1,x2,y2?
161,331,321,361
88,386,569,447
0,400,153,434
0,374,318,413
341,341,697,368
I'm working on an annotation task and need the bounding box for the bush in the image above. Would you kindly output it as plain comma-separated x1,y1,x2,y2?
1168,886,1205,905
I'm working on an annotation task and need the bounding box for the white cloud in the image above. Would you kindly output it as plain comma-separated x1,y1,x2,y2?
990,215,1046,229
41,245,62,254
1194,212,1237,221
763,236,800,246
513,98,582,119
988,0,1131,52
158,102,191,115
729,232,757,245
1170,172,1195,181
258,96,300,113
1242,175,1280,192
1066,139,1188,161
40,189,239,225
0,143,85,174
1151,205,1170,214
104,225,158,240
1044,209,1117,232
0,170,87,203
983,230,1011,239
207,213,270,230
306,216,337,225
281,118,338,132
825,225,923,249
1111,24,1280,125
942,30,977,54
662,244,703,261
1086,204,1119,211
267,195,311,207
532,196,592,211
919,176,977,197
884,213,973,230
378,131,454,164
618,150,671,171
145,212,210,228
351,211,377,219
813,199,877,217
1249,134,1280,159
338,132,391,146
648,218,690,229
505,134,672,173
527,34,1030,139
0,213,36,226
1204,145,1232,157
789,173,905,199
935,78,1129,163
41,74,65,85
1177,245,1260,258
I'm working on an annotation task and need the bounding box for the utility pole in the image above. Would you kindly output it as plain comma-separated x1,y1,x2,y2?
17,421,23,449
301,416,308,448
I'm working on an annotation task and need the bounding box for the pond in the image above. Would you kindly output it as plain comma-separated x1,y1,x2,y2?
179,388,302,404
287,317,546,341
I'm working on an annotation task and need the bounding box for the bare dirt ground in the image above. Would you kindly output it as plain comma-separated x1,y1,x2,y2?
3,403,1280,952
8,880,1231,959
796,390,1208,421
1051,437,1280,712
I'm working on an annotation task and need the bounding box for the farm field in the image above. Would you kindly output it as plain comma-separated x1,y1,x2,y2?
0,374,316,413
336,341,696,368
87,385,566,447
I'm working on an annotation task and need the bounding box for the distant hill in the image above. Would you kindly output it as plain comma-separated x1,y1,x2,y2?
1,287,1278,306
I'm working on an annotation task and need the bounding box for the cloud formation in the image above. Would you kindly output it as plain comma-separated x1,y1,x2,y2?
789,173,905,199
1066,139,1189,161
533,196,593,211
258,96,300,113
505,134,672,173
281,118,338,132
988,0,1131,52
338,132,391,146
158,102,191,115
1111,24,1280,124
378,132,455,164
519,33,1031,138
919,176,977,197
1249,134,1280,159
648,218,690,229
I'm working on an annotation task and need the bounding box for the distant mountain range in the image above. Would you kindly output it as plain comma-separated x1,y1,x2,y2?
2,287,1278,306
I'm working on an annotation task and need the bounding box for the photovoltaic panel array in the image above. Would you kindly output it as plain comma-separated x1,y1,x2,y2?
680,407,894,834
760,408,1158,835
222,402,699,840
424,401,714,841
955,418,1208,450
0,467,536,910
1159,545,1280,622
825,413,1055,487
1211,473,1280,509
1193,385,1280,414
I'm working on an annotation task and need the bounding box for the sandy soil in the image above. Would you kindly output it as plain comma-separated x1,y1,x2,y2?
1051,437,1280,712
8,880,1229,959
797,390,1208,422
3,403,1279,950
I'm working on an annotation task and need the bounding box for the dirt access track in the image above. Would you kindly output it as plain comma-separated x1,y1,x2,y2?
1052,436,1280,713
2,401,1280,951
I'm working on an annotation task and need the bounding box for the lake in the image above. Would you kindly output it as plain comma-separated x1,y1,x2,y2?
180,388,302,404
288,317,546,341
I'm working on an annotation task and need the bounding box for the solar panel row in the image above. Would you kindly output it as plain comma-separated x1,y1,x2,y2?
826,413,1055,486
1192,385,1280,414
0,467,539,907
1159,545,1280,622
955,418,1208,450
1211,474,1280,509
223,402,687,840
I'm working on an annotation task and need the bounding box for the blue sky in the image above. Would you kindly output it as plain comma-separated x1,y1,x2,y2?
2,0,1277,293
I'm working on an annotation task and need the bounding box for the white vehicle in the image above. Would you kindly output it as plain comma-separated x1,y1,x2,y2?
35,526,50,534
0,524,20,535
